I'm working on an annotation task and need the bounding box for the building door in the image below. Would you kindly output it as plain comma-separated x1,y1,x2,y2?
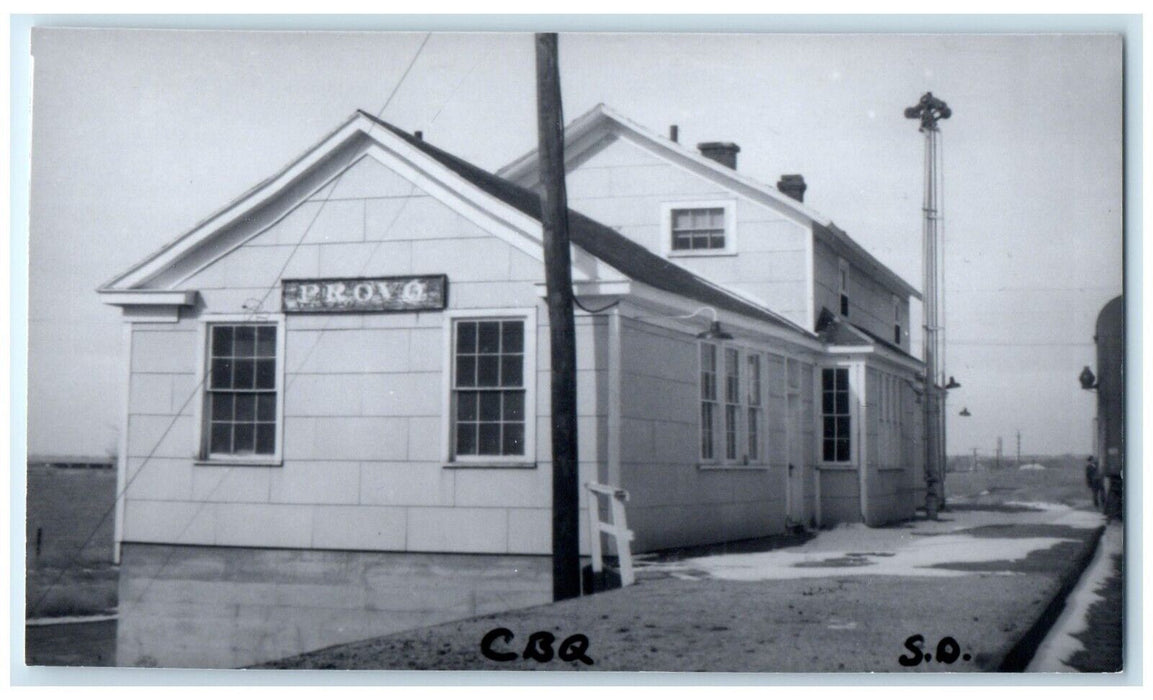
785,362,806,526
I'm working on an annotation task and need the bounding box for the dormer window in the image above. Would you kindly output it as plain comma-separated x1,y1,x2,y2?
662,200,736,256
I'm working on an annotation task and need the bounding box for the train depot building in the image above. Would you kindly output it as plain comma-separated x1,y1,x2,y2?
100,107,925,667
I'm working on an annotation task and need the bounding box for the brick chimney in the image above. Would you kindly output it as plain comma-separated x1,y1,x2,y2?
697,142,740,170
776,174,807,202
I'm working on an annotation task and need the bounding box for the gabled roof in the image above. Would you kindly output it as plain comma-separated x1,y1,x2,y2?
498,103,921,302
817,306,921,366
358,111,809,336
101,109,810,338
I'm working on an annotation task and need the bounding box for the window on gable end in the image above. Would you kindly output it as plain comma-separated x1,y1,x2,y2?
662,201,736,256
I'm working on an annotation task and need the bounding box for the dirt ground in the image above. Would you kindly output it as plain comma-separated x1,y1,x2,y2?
261,573,1056,672
260,506,1101,672
25,620,117,668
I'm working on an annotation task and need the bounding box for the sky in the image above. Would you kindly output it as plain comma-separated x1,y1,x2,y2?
23,27,1124,459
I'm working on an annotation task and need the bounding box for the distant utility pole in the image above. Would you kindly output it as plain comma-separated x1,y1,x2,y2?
535,32,582,602
905,92,952,518
996,436,1003,469
971,448,978,472
1016,430,1022,467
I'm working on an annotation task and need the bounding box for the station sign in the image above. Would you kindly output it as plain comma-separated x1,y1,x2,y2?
282,275,448,313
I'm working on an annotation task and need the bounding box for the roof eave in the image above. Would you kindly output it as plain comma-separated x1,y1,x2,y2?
98,289,199,307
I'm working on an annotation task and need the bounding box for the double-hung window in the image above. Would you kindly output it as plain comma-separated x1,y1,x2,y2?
723,348,741,461
821,367,851,463
451,318,527,459
205,323,280,458
700,343,765,465
746,354,763,462
700,343,718,461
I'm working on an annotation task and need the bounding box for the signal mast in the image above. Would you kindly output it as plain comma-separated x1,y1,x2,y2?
905,92,953,518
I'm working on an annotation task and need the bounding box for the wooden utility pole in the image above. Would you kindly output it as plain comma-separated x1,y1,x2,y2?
535,32,581,602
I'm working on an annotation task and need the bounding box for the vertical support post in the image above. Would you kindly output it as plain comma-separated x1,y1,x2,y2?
535,32,581,602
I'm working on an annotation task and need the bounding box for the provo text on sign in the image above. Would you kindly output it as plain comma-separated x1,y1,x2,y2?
282,275,448,313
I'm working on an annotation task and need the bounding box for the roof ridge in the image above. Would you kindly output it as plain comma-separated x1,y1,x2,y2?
358,111,810,336
498,105,921,300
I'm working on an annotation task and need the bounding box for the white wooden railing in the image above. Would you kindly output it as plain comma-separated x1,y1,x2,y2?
585,482,635,588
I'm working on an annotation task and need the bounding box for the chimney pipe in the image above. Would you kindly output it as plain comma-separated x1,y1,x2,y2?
414,130,423,141
776,174,807,202
697,141,740,170
669,125,679,143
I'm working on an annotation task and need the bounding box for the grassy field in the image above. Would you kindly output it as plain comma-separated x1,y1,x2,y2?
945,454,1096,511
25,463,119,620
